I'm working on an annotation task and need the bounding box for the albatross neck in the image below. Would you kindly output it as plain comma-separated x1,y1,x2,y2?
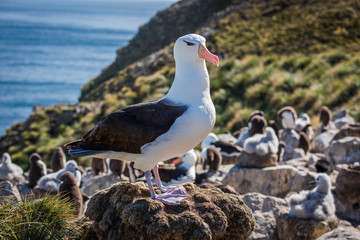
165,59,210,105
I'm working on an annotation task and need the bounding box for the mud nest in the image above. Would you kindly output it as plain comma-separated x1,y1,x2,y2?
82,182,255,240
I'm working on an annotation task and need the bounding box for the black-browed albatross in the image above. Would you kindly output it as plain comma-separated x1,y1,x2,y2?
65,33,219,205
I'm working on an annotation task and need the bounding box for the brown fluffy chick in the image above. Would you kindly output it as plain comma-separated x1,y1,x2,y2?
28,153,47,189
59,172,83,217
202,146,222,172
91,157,107,175
50,147,66,172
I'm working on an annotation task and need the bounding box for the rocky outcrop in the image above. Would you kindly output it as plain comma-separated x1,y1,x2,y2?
80,172,125,197
83,182,255,240
328,137,360,165
276,213,338,240
334,165,360,221
316,227,360,240
80,0,236,101
335,165,360,207
223,165,316,197
0,102,103,163
312,130,338,153
236,152,278,168
241,192,289,240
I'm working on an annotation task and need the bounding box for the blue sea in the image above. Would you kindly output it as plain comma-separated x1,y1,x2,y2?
0,0,175,136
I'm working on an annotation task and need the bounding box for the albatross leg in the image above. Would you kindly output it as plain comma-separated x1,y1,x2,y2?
152,164,174,192
152,165,188,194
145,170,157,199
145,170,189,205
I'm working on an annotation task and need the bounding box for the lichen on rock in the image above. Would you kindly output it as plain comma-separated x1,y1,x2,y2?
83,182,255,240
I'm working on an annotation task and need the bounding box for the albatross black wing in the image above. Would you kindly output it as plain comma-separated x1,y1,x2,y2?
65,99,187,156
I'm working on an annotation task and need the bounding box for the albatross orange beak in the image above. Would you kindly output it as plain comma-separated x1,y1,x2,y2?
199,44,219,67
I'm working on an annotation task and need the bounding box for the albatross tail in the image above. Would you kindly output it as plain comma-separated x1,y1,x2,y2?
68,149,106,157
65,140,106,157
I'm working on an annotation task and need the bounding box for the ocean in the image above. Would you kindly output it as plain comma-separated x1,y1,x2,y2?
0,0,175,136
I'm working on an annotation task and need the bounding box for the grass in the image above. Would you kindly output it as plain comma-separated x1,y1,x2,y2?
0,194,81,240
210,0,360,57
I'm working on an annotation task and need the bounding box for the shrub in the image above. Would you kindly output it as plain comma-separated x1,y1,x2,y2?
0,194,81,240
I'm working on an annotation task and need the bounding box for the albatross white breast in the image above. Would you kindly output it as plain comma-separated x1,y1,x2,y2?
65,33,219,205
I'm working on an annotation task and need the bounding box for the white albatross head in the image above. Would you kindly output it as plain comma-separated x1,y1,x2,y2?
174,34,219,67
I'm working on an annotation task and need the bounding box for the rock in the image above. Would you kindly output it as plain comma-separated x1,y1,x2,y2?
83,182,255,240
312,130,338,153
333,109,355,129
328,137,360,165
241,192,289,240
283,148,308,162
291,170,317,193
221,152,239,165
236,152,278,168
334,195,360,222
81,172,124,197
335,165,360,207
334,165,360,221
223,165,316,197
316,227,360,240
195,162,234,185
276,213,338,240
0,180,21,203
280,157,308,171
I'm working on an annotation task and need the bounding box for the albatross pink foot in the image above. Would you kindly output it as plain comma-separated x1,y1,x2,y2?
145,170,189,205
152,164,175,193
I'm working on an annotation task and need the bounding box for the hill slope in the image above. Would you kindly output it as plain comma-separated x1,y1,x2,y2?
1,0,359,168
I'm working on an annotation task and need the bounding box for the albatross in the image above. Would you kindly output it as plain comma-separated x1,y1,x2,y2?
65,33,219,205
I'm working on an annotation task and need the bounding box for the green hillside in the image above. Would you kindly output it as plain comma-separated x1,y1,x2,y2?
1,0,359,169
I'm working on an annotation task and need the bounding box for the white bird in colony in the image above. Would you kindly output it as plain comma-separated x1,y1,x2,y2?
295,113,310,132
0,152,23,181
235,110,265,147
201,133,219,150
159,149,198,185
333,109,355,129
244,127,279,156
201,133,241,162
289,173,335,221
65,34,219,205
38,160,81,192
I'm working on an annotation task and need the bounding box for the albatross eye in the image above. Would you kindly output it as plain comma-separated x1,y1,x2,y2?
183,40,195,46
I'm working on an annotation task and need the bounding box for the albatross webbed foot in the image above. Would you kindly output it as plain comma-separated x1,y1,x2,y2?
152,164,182,193
145,170,189,205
